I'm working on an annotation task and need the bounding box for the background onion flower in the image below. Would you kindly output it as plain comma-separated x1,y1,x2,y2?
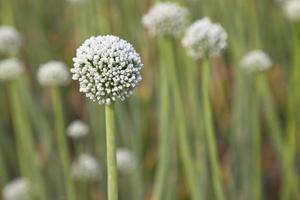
283,0,300,22
72,154,101,181
67,120,89,139
2,178,29,200
71,35,143,105
0,58,24,82
142,2,189,37
0,26,22,55
116,148,137,174
37,61,70,86
240,50,272,72
182,17,228,59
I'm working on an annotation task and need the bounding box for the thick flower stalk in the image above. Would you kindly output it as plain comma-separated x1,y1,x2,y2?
182,17,228,59
2,178,29,200
0,58,24,81
72,154,101,181
240,50,272,72
116,148,137,175
142,2,189,37
283,0,300,22
0,26,22,55
67,120,89,139
71,35,143,200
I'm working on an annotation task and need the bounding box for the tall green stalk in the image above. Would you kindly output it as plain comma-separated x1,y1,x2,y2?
51,87,75,200
281,24,300,199
9,79,47,200
105,104,118,200
202,59,225,200
153,46,172,200
256,75,299,199
251,75,262,200
165,39,201,200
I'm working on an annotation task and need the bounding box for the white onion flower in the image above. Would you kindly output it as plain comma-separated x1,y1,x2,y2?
0,26,22,55
142,2,189,37
2,178,29,200
240,50,272,72
0,58,24,82
71,35,143,105
67,120,89,139
72,154,101,181
37,61,70,86
116,148,137,174
182,17,228,59
283,0,300,22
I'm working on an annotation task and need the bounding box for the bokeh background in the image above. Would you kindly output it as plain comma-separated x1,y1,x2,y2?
0,0,299,199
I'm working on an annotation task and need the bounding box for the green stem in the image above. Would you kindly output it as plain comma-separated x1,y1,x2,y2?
153,50,172,200
51,87,75,200
202,59,225,200
105,104,118,200
251,75,262,200
10,80,47,200
281,24,300,199
166,39,200,200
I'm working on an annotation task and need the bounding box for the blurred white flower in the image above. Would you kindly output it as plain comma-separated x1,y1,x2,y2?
0,26,22,55
240,50,272,72
67,120,89,139
66,0,88,4
72,154,101,181
142,2,189,37
2,178,29,200
182,17,228,59
71,35,143,105
284,0,300,22
116,148,137,175
0,58,24,82
37,61,70,86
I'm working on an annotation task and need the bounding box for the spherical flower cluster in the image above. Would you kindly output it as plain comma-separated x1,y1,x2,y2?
240,50,272,72
2,178,29,200
67,120,89,139
116,148,137,174
71,35,143,105
0,26,22,55
72,154,101,181
283,0,300,22
0,58,24,82
182,17,228,59
142,2,189,37
37,61,70,86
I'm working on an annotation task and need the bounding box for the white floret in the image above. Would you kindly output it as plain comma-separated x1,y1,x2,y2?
72,154,101,181
284,0,300,22
2,178,29,200
71,35,143,105
182,17,228,59
0,58,24,82
116,148,137,174
240,50,272,72
142,2,189,37
0,26,22,55
67,120,89,139
37,61,70,86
